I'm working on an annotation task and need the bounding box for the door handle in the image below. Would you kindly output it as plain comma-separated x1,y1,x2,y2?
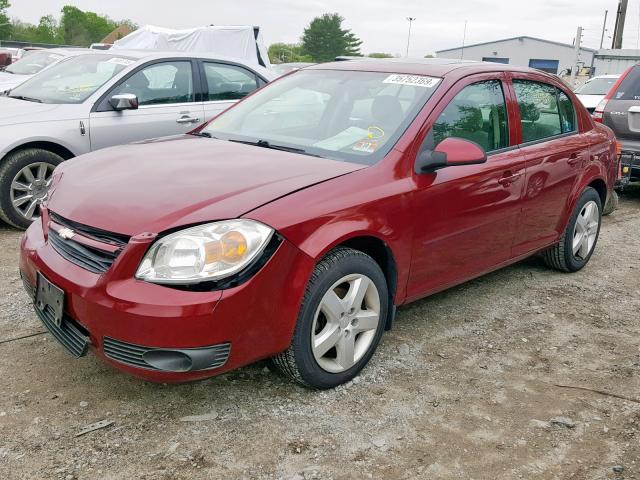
498,172,523,186
568,153,581,166
176,115,201,124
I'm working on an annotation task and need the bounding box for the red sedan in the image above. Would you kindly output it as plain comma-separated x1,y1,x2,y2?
20,59,617,389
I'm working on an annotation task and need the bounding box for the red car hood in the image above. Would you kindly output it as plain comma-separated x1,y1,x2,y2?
48,136,364,235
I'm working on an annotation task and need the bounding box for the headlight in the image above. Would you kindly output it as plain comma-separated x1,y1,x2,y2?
135,220,274,285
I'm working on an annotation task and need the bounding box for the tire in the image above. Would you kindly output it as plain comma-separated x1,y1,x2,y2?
542,187,602,273
271,247,388,389
602,190,619,216
0,148,64,229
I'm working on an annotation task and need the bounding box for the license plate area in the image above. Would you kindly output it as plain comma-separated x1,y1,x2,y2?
36,273,64,327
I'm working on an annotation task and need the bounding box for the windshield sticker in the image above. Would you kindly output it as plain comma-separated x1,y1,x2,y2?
383,74,441,88
352,140,378,154
107,57,135,66
367,126,385,140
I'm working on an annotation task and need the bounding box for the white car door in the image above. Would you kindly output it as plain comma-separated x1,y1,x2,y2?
89,60,205,151
200,61,266,123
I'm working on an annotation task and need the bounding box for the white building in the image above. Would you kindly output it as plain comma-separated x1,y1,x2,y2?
593,49,640,75
436,36,595,75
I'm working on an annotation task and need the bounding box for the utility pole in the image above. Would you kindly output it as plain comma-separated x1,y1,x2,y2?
405,17,416,57
570,26,582,87
600,10,608,49
460,21,468,59
612,0,628,49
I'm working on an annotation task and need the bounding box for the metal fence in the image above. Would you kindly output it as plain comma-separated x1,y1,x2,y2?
0,40,82,49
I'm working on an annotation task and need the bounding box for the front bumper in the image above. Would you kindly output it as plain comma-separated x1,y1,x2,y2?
20,218,314,383
619,151,640,184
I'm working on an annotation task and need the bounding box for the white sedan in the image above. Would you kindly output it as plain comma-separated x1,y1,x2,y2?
574,74,620,113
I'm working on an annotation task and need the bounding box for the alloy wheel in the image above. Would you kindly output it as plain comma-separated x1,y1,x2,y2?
10,162,55,222
311,273,381,373
572,200,599,260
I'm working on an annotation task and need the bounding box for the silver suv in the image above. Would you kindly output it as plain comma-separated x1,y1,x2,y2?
0,51,276,228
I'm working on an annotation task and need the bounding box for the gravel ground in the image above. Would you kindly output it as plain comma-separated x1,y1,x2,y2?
1,188,639,480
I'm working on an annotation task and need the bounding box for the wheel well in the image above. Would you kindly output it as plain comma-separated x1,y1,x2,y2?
3,142,75,162
338,236,398,330
588,178,607,206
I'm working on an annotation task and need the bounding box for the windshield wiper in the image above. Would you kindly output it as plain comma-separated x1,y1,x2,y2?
8,95,42,103
229,139,320,157
190,131,215,138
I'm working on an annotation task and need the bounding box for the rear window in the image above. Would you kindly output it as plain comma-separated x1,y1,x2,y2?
575,77,619,96
611,66,640,100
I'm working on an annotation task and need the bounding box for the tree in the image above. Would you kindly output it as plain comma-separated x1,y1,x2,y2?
368,52,394,58
0,0,10,40
301,13,362,62
268,42,312,64
59,5,117,45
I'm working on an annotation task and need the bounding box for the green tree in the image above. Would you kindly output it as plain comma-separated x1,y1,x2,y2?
59,5,118,45
368,52,394,58
301,13,362,62
268,42,312,63
0,0,11,39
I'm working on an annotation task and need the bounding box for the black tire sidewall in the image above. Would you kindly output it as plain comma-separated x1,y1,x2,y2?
563,188,602,271
0,149,64,229
293,253,389,389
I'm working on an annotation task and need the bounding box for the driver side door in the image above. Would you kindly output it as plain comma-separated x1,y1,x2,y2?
406,74,526,301
88,60,205,151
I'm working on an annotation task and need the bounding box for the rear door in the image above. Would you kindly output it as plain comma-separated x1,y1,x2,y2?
509,76,588,255
199,61,267,123
89,59,205,151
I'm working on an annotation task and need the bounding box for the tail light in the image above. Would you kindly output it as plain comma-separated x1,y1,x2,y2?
593,99,607,123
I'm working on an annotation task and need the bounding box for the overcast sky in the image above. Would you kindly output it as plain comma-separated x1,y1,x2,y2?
7,0,640,54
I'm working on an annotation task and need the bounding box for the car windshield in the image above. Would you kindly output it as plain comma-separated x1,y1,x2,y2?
5,50,65,75
575,77,619,95
8,54,134,104
203,69,441,164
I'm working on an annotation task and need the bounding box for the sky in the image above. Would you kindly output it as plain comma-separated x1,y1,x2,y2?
7,0,640,55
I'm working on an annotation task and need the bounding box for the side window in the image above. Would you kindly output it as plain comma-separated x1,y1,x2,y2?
432,80,509,153
513,80,575,143
112,61,194,106
557,90,576,133
203,63,259,101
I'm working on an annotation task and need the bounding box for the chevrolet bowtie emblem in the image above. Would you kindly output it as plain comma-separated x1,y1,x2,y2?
58,227,75,240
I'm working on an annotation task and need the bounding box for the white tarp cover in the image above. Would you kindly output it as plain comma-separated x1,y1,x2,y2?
112,25,270,67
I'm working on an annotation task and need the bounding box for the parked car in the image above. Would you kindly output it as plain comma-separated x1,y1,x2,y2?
594,65,640,186
0,49,11,68
19,59,617,388
89,43,112,50
0,48,93,94
0,50,276,228
5,47,27,63
575,74,620,113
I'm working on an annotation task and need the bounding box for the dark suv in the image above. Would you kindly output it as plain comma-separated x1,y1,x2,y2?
594,64,640,185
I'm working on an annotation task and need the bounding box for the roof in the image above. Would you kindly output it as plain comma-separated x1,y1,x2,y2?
436,36,596,54
309,57,541,77
67,49,277,79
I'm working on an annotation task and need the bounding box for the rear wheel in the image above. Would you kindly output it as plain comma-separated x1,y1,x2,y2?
0,148,63,229
271,247,388,389
543,187,602,272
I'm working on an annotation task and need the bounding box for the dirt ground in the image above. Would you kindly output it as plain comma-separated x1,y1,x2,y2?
0,188,639,480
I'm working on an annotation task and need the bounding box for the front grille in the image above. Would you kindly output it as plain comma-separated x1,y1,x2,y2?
103,337,231,371
35,306,89,358
49,232,119,274
49,212,130,247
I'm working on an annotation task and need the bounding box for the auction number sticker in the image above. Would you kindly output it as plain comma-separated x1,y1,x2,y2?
383,74,441,88
107,57,135,66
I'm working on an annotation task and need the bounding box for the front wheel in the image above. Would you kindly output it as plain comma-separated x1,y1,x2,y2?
0,148,63,229
271,247,388,389
543,187,602,272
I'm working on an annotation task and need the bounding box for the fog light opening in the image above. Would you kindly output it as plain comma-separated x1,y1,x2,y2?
142,350,193,372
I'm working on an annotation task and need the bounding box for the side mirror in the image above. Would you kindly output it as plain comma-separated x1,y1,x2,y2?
415,137,487,173
109,93,139,111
